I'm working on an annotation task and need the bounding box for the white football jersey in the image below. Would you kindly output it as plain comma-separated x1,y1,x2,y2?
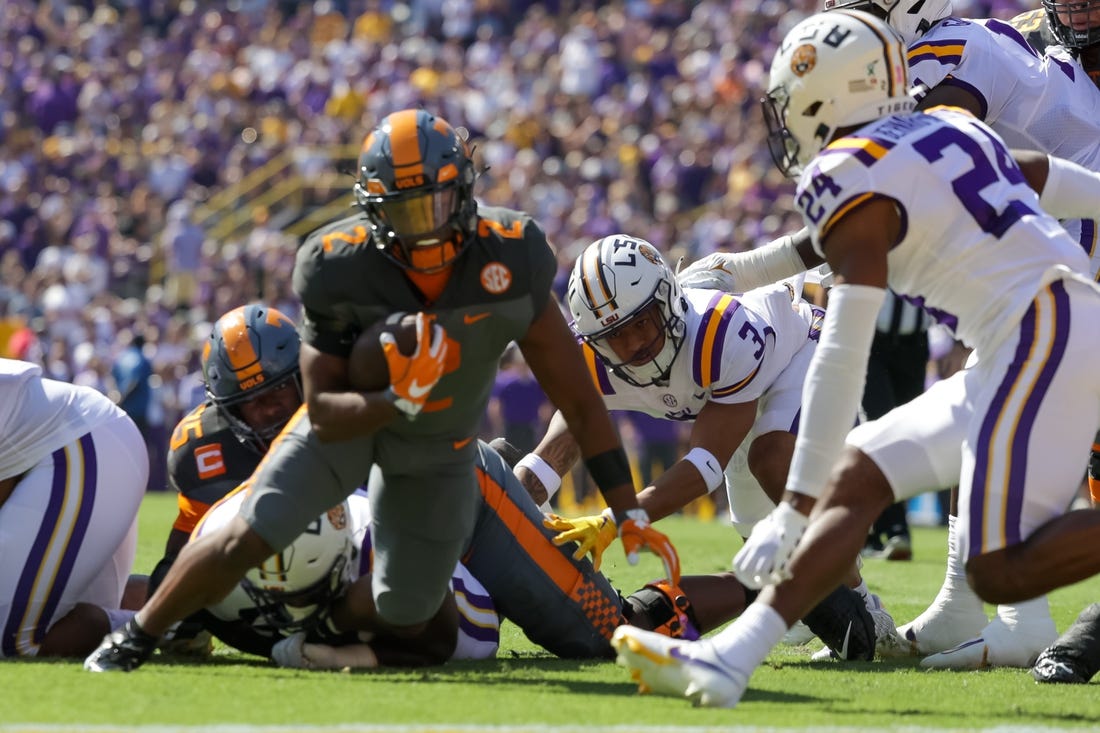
908,17,1100,277
582,284,819,419
797,107,1090,354
0,358,126,479
199,490,500,660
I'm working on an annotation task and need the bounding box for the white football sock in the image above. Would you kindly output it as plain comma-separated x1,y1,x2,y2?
709,602,787,672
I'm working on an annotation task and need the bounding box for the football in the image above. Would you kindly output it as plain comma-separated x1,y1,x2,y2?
347,313,418,390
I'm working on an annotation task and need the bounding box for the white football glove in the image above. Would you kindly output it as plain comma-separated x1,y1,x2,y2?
271,632,311,669
732,502,809,589
271,632,380,670
676,253,739,291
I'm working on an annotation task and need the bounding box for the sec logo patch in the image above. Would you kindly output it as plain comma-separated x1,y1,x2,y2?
480,262,512,294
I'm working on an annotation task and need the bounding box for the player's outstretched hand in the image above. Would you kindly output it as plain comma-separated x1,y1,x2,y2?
616,508,681,587
382,312,447,418
544,509,618,571
732,502,808,589
676,252,739,291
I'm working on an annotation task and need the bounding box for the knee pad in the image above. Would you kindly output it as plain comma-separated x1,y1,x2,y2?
622,580,701,641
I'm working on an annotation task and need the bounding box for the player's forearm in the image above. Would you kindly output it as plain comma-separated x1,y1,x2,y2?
635,461,710,521
558,402,640,513
306,390,398,442
531,411,581,476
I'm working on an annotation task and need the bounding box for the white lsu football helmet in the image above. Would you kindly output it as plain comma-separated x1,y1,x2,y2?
242,502,356,634
823,0,954,45
763,9,914,178
567,235,687,387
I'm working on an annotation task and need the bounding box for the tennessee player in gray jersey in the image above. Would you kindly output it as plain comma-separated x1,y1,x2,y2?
86,109,678,673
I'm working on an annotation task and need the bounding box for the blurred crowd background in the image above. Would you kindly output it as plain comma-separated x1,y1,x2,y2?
0,0,1034,496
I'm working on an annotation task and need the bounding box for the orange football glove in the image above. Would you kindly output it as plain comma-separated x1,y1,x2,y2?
381,312,447,419
616,508,681,587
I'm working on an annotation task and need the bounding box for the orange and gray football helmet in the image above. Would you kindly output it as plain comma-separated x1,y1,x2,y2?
202,304,302,452
353,109,478,273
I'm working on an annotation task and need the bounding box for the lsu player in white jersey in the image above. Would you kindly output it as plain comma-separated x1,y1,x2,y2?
611,9,1100,708
818,0,1100,669
190,489,500,668
680,0,1100,669
530,234,907,662
0,358,148,657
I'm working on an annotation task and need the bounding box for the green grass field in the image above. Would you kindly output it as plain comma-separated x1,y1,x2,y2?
4,491,1100,731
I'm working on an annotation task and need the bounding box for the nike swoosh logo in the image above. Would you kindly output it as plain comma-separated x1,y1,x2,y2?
464,312,491,325
837,620,852,660
407,380,432,398
452,436,474,450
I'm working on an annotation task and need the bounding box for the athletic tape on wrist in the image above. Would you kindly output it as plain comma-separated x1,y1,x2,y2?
516,453,562,497
682,447,724,492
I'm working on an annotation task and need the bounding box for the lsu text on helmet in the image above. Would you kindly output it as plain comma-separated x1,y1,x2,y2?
567,235,688,387
1042,0,1100,50
354,108,477,273
242,502,356,634
823,0,953,45
202,304,302,452
763,9,914,178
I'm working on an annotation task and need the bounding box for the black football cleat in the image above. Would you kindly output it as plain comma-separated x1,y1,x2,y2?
84,619,160,672
801,584,877,661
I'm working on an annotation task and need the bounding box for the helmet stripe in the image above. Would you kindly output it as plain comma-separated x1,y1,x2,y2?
220,307,263,380
387,109,424,181
581,246,615,317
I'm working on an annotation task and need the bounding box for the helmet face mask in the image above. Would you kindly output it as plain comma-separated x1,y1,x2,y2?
354,109,477,273
202,305,302,453
762,85,801,179
1043,0,1100,50
242,503,355,635
568,235,687,387
765,9,914,178
823,0,953,45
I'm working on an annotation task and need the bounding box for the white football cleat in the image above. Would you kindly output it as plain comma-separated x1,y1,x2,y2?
920,614,1057,669
897,588,988,656
781,620,817,646
612,626,748,708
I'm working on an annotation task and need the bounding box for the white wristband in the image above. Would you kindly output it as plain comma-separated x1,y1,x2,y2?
516,453,562,498
682,447,725,492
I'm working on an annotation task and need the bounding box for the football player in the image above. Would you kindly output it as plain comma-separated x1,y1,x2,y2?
525,234,905,661
0,358,148,657
87,108,678,673
611,9,1100,707
147,303,302,653
818,0,1100,669
678,0,1100,669
153,304,302,591
147,311,724,665
190,440,745,668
